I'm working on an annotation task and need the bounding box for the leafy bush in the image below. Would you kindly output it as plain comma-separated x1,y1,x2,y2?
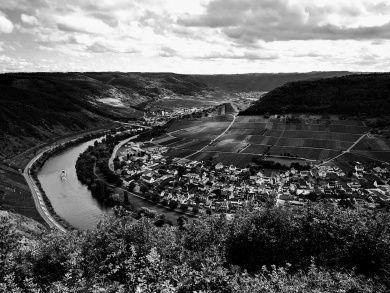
0,204,388,292
169,200,179,210
225,203,390,276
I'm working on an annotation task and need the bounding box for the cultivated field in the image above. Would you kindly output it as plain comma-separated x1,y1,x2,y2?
152,114,382,167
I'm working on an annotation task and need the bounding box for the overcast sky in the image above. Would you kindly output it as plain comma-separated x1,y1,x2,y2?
1,0,390,73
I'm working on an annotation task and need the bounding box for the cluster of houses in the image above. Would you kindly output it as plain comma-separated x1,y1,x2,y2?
113,141,390,213
142,106,215,127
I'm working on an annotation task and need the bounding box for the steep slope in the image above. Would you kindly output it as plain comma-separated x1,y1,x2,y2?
0,210,46,238
195,71,351,92
0,72,210,158
241,73,390,116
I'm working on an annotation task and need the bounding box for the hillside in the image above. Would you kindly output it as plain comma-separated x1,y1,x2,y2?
195,71,351,92
0,72,210,158
0,210,46,238
0,71,357,158
241,73,390,116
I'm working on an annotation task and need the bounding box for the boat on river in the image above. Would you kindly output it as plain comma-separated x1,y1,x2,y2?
60,170,67,180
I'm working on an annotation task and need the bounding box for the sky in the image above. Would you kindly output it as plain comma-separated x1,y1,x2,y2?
1,0,390,73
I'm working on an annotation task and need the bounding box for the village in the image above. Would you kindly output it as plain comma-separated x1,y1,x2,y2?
112,140,390,214
141,105,223,127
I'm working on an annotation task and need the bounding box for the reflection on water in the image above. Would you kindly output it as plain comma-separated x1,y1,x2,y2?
38,138,112,230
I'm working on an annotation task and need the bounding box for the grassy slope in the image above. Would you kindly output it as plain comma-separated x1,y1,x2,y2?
241,73,390,116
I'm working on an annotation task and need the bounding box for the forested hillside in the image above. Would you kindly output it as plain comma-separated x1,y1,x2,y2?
195,71,351,92
241,73,390,116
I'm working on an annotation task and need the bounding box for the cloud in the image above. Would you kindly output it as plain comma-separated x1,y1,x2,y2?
0,0,46,12
21,14,38,26
0,55,32,72
0,12,13,33
195,50,278,60
178,0,390,42
2,0,390,73
55,15,113,34
159,46,177,57
86,41,137,54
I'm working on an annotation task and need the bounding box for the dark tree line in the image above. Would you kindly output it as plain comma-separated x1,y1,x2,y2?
241,73,390,117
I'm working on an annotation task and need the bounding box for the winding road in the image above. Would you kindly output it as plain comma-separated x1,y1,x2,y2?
108,135,139,171
23,150,67,232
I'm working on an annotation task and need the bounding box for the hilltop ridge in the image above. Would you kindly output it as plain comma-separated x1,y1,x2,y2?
241,73,390,116
0,72,209,157
0,71,353,158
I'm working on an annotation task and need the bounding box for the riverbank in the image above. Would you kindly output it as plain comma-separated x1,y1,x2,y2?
5,123,119,170
76,128,198,224
25,130,111,231
0,124,120,225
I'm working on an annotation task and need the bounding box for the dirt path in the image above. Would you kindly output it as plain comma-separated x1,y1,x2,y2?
320,132,369,165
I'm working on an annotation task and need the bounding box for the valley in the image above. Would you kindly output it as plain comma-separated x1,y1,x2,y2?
2,70,390,228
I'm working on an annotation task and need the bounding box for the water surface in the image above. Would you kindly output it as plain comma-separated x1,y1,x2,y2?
38,138,111,230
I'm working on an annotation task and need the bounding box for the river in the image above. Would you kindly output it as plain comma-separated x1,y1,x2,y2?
38,138,112,230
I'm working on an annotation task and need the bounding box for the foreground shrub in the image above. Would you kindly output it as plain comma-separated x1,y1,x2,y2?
225,203,390,276
0,204,388,292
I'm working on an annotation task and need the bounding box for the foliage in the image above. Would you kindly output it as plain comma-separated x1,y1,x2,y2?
0,204,388,292
169,200,179,210
241,73,390,117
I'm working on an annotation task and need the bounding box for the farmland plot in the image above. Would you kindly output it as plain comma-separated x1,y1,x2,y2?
242,144,271,155
159,137,185,146
230,122,267,129
205,141,244,153
269,146,340,161
329,125,368,134
247,135,278,145
227,129,266,136
164,148,197,158
351,150,390,162
330,120,365,126
264,130,361,142
351,137,390,151
156,114,379,166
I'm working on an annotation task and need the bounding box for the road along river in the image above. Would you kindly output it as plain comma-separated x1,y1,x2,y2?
37,138,112,230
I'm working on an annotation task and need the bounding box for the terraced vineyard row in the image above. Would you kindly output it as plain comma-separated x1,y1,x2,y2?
153,114,390,166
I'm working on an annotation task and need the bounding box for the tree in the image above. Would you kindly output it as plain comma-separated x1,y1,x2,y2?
140,185,148,194
169,200,178,210
180,203,188,212
151,193,160,203
128,181,136,192
192,205,199,214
